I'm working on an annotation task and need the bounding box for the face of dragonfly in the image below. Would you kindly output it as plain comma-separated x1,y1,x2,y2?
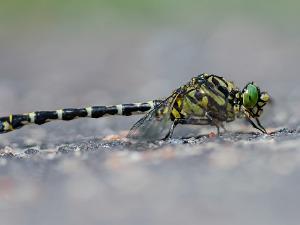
241,83,270,133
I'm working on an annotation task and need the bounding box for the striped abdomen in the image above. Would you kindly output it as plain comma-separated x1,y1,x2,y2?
0,101,160,134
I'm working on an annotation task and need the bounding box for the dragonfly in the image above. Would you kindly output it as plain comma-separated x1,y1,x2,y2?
0,73,270,140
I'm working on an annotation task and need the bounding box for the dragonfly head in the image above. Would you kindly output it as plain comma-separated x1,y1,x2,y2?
241,82,270,133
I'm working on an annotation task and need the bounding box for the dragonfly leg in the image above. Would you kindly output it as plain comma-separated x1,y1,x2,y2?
175,117,219,137
175,114,227,136
176,118,209,125
205,112,227,135
176,117,226,137
215,120,227,134
163,119,179,140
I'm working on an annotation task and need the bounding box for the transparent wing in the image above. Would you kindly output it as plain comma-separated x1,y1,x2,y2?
127,92,179,141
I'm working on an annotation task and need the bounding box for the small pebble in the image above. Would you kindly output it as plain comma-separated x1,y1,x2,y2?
25,149,39,155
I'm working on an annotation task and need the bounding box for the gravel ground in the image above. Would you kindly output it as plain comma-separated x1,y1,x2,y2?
1,8,300,225
1,128,300,225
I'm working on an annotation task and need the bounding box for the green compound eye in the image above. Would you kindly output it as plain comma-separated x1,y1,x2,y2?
243,84,259,108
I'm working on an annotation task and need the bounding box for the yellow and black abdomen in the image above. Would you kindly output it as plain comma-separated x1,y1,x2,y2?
0,101,159,134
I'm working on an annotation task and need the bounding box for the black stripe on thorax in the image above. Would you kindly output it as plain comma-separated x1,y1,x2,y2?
217,86,229,98
209,76,230,98
186,94,199,105
203,94,228,121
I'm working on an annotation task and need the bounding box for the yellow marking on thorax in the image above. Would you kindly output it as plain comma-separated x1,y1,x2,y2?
170,96,183,119
182,97,193,113
201,87,226,106
181,93,204,117
177,98,183,108
200,96,208,108
171,108,181,119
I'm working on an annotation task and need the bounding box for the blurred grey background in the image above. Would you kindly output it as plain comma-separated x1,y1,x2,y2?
1,1,300,225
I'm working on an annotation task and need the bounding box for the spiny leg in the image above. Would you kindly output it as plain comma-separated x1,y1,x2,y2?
246,117,267,134
163,119,179,140
161,113,226,140
175,115,226,138
255,118,267,134
204,112,226,135
174,117,211,139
